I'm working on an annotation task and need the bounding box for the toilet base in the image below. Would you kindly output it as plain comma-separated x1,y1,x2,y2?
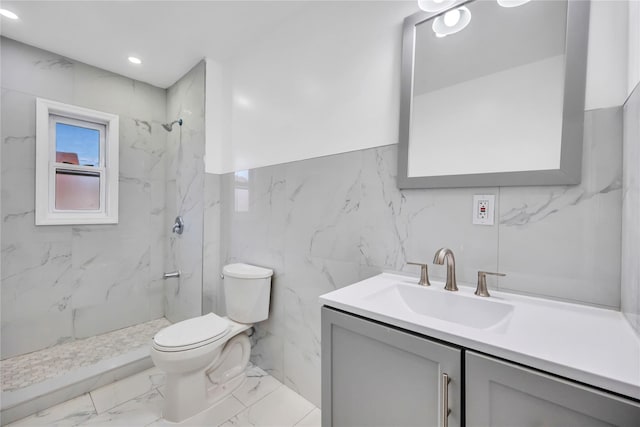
160,326,252,423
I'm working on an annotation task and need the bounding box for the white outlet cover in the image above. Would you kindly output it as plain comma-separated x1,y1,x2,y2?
472,194,495,225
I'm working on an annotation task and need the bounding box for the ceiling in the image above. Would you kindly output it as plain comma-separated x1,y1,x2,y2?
0,1,321,88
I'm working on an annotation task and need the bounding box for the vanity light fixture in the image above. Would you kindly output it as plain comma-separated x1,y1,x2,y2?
432,6,471,38
0,9,19,20
497,0,531,7
128,56,142,65
417,0,456,13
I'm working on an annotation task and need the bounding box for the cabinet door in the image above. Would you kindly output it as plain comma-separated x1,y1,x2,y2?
466,351,640,427
321,307,461,427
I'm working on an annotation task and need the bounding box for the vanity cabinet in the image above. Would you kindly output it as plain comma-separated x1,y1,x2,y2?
322,306,640,427
321,307,461,427
466,352,640,427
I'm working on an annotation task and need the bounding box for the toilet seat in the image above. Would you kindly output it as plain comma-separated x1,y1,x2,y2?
153,313,230,352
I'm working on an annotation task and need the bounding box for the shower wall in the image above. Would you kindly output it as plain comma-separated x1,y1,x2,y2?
0,38,167,359
164,61,206,322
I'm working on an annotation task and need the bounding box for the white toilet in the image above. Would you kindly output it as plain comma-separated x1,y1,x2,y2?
151,263,273,423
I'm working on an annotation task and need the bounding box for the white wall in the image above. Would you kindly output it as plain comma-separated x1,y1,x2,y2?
584,0,630,110
629,0,640,93
205,0,632,174
205,1,417,174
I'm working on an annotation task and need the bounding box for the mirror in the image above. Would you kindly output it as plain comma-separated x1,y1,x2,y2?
397,0,590,189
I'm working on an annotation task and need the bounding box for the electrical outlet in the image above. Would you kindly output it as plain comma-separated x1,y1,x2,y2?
473,195,495,225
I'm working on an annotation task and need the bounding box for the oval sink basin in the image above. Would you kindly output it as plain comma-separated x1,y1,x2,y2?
364,283,514,330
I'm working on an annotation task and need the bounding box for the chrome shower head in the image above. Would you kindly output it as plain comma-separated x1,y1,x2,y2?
162,118,183,132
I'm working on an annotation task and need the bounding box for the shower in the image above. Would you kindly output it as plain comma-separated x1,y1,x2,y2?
162,118,183,131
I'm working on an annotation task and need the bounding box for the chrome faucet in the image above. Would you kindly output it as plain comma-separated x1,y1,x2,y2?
433,248,458,291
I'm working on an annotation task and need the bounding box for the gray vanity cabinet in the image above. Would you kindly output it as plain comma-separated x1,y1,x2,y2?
465,352,640,427
321,307,462,427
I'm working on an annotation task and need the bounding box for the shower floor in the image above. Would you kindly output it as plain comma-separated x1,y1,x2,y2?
1,318,170,392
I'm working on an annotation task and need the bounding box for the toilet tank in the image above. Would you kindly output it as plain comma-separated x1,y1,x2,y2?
223,263,273,324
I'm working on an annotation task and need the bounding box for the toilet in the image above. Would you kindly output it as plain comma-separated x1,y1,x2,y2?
150,263,273,423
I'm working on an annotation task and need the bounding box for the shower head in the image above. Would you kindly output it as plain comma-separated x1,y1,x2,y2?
162,118,183,132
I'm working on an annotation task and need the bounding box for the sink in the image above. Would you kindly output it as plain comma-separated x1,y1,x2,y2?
364,283,513,330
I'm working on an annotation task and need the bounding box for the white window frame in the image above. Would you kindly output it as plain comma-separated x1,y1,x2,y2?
35,98,119,225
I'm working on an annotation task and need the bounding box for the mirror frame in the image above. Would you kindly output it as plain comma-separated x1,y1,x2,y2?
397,0,591,189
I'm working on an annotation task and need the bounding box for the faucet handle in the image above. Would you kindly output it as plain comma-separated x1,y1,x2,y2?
407,262,431,286
475,271,506,297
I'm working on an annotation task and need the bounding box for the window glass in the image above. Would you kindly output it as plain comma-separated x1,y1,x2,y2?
55,170,100,210
55,122,100,166
234,170,249,212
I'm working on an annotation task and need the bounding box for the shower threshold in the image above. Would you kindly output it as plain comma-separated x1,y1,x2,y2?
0,317,170,424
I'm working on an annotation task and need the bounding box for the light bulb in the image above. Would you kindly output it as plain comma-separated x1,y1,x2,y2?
444,9,461,27
0,9,19,20
417,0,456,13
432,6,471,38
128,56,142,65
497,0,531,8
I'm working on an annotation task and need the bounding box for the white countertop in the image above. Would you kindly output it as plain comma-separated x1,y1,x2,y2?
319,272,640,400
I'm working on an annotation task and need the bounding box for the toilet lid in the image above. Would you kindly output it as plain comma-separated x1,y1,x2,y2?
153,313,230,350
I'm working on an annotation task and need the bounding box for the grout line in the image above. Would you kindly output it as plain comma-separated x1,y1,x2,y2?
292,406,316,427
87,391,98,415
245,383,283,408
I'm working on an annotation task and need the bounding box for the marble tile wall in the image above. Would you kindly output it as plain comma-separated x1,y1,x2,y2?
1,38,167,359
214,106,623,407
203,173,222,314
164,61,206,322
622,84,640,336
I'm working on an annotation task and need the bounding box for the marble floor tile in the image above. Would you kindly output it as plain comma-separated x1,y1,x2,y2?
147,395,246,427
90,367,164,414
7,364,319,427
295,408,321,427
221,385,315,427
79,389,163,426
6,394,96,427
231,366,282,407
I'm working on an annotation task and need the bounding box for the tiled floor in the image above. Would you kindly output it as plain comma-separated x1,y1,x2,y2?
1,318,171,392
7,365,320,427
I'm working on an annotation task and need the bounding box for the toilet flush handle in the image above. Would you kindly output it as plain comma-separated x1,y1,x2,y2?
163,270,181,279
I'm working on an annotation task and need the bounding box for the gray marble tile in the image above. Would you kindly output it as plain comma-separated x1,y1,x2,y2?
232,365,281,407
1,39,170,358
90,368,164,414
72,65,165,124
0,37,74,103
221,386,314,427
80,389,163,426
203,173,222,314
498,107,623,307
6,393,96,427
0,311,74,359
249,325,285,383
164,61,206,322
221,107,625,407
622,84,640,335
295,408,321,427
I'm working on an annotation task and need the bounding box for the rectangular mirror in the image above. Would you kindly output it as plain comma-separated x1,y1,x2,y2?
397,0,590,189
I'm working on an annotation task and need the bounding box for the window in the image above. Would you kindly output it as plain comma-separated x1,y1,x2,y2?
36,98,119,225
234,170,249,212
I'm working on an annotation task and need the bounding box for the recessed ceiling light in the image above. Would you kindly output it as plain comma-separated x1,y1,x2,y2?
128,56,142,65
0,9,19,20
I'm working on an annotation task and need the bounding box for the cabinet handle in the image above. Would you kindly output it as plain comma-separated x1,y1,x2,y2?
441,373,451,427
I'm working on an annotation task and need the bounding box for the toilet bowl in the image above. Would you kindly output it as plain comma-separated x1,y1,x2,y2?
150,263,273,423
